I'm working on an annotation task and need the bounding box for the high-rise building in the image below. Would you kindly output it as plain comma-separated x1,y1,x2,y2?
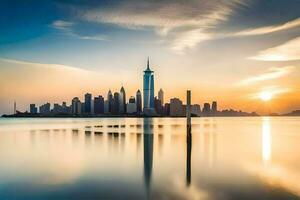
84,93,92,114
202,103,211,116
61,102,70,113
212,101,217,114
158,89,164,105
136,90,142,113
143,58,155,114
154,97,163,116
30,104,37,114
170,98,184,116
113,92,120,114
107,90,113,113
39,103,50,114
71,97,81,115
94,95,104,114
191,104,201,116
104,100,109,114
127,96,137,114
164,103,170,116
119,86,126,114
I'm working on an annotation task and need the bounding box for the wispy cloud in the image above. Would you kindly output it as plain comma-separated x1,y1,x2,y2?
80,0,248,53
0,58,91,73
251,86,291,100
250,37,300,61
235,17,300,36
240,66,294,85
51,20,109,41
51,20,74,30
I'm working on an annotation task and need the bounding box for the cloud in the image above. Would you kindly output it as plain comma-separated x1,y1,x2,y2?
235,17,300,36
252,86,291,100
0,58,91,73
80,0,248,53
250,37,300,61
240,66,294,85
51,20,74,30
51,20,109,41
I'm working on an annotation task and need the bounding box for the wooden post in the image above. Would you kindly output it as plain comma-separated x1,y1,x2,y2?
186,90,191,132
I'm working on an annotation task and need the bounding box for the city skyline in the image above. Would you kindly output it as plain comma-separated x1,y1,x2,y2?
7,58,296,117
12,60,238,117
0,1,300,115
1,57,299,116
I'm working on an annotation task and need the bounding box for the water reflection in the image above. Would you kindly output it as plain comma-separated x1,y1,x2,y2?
143,118,154,198
0,117,299,199
262,117,271,164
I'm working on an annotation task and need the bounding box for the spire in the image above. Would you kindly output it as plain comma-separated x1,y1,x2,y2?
147,57,150,70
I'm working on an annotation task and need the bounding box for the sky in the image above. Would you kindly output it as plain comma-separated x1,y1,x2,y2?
0,0,300,115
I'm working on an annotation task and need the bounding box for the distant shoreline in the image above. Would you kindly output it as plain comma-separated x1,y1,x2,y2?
2,115,300,118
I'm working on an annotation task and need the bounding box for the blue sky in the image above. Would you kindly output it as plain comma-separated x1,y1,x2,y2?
0,0,300,114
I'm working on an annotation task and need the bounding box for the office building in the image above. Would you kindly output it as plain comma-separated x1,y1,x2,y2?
84,93,92,114
94,95,104,114
107,90,113,113
158,89,164,105
119,86,126,114
127,96,137,114
71,97,82,115
30,104,37,114
113,92,120,114
136,90,142,113
170,98,184,116
154,97,163,115
191,104,201,116
212,101,217,115
202,103,211,116
39,103,50,114
104,100,109,114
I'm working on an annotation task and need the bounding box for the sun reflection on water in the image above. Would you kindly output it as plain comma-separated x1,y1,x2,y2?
262,117,271,164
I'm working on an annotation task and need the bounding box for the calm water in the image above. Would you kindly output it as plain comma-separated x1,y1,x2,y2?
0,117,300,200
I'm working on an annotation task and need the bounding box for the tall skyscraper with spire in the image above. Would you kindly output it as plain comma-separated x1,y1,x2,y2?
143,57,155,114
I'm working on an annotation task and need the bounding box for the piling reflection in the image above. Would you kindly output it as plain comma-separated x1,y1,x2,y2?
186,128,192,186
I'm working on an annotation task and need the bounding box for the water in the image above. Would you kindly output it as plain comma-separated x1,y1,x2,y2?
0,117,299,200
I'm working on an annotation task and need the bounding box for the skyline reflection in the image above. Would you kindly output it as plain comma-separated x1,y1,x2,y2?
0,117,299,200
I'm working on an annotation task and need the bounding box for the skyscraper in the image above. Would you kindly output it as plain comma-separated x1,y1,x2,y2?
30,104,37,114
136,90,142,113
39,103,50,114
84,93,92,114
113,92,120,114
143,58,155,114
170,98,184,116
107,90,113,113
94,95,104,114
127,96,137,114
119,86,126,114
158,88,164,105
154,97,163,116
71,97,81,115
202,103,211,116
212,101,217,113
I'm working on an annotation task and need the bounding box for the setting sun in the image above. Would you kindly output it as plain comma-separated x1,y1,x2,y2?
259,91,273,101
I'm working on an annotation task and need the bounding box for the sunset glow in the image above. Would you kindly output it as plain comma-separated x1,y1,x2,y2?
259,91,273,102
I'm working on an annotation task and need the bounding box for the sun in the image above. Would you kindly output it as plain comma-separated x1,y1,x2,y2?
259,91,273,101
